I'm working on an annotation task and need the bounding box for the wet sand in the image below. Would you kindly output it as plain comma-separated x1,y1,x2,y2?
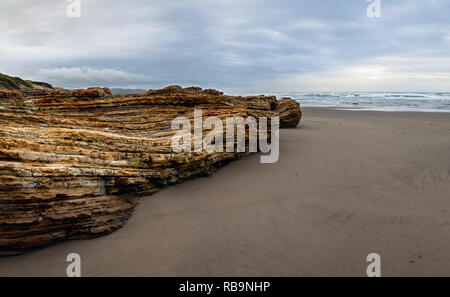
1,107,449,276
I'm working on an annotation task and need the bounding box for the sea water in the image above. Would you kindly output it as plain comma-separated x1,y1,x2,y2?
276,92,450,112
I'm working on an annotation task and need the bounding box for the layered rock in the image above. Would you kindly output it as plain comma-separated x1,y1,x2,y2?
276,97,302,128
0,86,301,255
0,90,24,105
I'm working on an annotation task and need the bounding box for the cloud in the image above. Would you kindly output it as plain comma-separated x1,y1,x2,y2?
35,67,152,88
270,54,450,92
0,0,449,92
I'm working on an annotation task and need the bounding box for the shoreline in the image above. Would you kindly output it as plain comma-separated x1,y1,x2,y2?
302,106,450,114
304,106,450,115
0,107,449,276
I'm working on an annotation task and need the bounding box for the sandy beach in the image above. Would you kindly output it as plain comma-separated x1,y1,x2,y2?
0,107,449,277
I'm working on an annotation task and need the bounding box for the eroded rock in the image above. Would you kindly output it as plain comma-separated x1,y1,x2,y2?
0,86,301,254
276,97,302,128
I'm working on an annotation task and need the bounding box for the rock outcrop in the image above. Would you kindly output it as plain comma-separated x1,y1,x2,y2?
0,73,53,91
276,97,302,128
0,90,24,105
0,85,301,255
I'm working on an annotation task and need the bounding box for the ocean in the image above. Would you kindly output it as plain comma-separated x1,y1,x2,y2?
276,92,450,112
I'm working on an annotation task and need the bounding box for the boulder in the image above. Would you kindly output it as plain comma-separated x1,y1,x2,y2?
276,97,302,128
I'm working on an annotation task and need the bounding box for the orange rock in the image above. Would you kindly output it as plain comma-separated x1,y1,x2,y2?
276,97,302,128
0,86,301,255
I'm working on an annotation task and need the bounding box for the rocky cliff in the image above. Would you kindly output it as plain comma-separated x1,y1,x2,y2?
0,84,301,255
0,73,53,91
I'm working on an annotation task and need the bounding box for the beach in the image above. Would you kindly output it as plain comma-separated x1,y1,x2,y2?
0,107,449,277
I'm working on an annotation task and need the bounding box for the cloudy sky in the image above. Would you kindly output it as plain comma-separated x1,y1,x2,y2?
1,0,449,93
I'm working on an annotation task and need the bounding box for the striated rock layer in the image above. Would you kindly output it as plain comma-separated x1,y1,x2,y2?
0,86,301,255
276,97,302,128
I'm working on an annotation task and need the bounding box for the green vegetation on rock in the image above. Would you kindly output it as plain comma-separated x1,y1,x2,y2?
27,80,53,89
0,73,53,90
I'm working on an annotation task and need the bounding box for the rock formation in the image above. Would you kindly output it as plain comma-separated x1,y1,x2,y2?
0,84,301,255
276,97,302,128
0,73,53,91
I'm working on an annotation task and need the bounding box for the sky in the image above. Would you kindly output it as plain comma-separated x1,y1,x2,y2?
1,0,449,93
